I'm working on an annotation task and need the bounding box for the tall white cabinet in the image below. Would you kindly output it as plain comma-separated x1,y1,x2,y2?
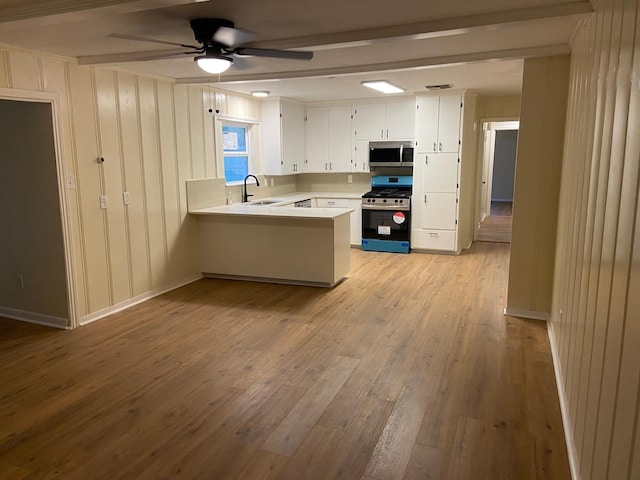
411,92,477,253
261,98,306,175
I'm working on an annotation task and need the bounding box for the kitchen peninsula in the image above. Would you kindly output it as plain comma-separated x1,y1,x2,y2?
190,201,352,287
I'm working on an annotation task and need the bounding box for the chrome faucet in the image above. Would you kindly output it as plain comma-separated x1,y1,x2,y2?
243,174,260,203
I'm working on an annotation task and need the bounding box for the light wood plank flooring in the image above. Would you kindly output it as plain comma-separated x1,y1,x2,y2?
477,201,513,243
0,242,570,480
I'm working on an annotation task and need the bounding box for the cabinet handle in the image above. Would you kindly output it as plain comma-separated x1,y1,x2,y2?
439,142,443,151
381,129,384,138
429,232,439,237
433,142,437,151
386,129,389,138
424,194,427,204
325,162,328,170
330,162,332,170
425,155,428,166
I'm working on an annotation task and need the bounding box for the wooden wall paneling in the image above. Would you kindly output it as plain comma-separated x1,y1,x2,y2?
0,50,11,88
188,86,206,179
202,88,216,179
8,51,41,91
580,2,626,476
155,81,184,283
116,71,150,297
137,77,167,289
173,85,201,279
66,64,110,313
627,222,640,479
94,68,131,304
592,1,640,477
564,14,600,425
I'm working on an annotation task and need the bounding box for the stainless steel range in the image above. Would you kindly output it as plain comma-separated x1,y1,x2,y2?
361,176,412,254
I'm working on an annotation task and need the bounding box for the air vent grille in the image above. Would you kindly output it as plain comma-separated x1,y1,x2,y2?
425,84,453,90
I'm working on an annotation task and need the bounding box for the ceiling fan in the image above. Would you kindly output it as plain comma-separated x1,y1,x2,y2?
106,18,314,74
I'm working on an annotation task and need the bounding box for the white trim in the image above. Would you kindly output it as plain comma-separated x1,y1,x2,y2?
79,274,203,326
0,88,79,328
547,321,581,480
503,307,550,321
0,307,68,329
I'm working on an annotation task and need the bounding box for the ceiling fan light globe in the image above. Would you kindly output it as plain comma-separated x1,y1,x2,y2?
195,55,233,74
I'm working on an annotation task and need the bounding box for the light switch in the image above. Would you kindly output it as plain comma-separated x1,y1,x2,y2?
100,195,108,209
66,174,76,189
347,175,353,184
123,192,130,205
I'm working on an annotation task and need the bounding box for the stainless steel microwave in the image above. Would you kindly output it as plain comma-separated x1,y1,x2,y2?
369,141,414,167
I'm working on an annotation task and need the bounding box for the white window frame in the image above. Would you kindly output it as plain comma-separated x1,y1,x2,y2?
214,115,260,186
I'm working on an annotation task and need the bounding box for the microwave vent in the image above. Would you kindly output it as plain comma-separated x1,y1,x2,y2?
425,84,453,90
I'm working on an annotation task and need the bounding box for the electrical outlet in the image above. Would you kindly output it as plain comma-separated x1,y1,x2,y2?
100,195,108,209
347,174,353,184
66,174,76,189
270,178,274,187
123,192,130,205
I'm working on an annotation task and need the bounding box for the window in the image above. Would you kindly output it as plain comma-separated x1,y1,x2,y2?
222,124,249,183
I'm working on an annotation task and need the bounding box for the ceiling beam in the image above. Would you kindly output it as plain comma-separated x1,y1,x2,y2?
175,44,571,85
246,2,592,50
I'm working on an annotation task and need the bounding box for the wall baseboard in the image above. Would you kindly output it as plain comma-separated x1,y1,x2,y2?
79,274,203,326
504,307,550,321
547,321,581,480
0,306,68,329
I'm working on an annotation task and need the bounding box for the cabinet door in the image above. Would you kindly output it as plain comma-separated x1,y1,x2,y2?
385,100,415,139
354,103,385,140
353,140,370,172
281,100,305,174
328,105,353,172
415,96,439,152
420,152,458,193
437,95,462,153
305,107,329,172
419,192,457,230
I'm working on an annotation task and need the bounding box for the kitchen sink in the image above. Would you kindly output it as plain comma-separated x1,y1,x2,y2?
249,200,283,206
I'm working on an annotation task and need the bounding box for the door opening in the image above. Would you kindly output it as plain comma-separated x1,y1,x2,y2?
477,120,519,243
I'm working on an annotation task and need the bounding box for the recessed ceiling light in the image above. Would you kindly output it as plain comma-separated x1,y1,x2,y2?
361,80,405,94
251,91,270,97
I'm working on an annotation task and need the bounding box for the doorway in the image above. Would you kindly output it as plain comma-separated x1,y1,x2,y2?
477,120,519,243
0,91,76,328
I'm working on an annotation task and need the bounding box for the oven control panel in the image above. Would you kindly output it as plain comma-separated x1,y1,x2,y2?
361,197,411,211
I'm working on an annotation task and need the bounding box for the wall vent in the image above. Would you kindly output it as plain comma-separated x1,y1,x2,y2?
425,84,453,90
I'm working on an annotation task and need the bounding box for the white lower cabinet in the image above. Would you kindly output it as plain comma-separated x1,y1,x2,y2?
416,192,457,230
316,197,361,245
411,229,456,251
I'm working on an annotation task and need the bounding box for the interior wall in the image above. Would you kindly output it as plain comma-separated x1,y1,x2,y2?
477,95,521,119
0,47,261,322
550,0,640,479
0,99,68,322
507,55,570,318
491,129,517,202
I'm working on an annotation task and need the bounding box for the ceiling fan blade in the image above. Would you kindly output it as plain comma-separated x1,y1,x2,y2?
108,33,198,50
78,49,192,65
234,47,313,60
213,25,256,47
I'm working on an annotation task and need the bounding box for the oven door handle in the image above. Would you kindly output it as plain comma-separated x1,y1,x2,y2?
362,204,410,211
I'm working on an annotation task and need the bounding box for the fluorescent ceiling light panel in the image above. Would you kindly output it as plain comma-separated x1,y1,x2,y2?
251,91,270,97
361,80,405,94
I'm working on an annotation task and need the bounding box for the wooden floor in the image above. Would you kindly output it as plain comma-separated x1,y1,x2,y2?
477,202,513,243
0,243,570,480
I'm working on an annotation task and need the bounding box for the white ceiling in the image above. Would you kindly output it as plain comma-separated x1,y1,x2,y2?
0,0,591,102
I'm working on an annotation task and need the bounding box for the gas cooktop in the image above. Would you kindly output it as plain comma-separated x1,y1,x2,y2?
362,188,412,199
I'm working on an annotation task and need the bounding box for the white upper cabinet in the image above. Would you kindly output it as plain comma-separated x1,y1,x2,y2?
354,100,415,140
415,94,462,153
261,98,305,175
305,105,353,172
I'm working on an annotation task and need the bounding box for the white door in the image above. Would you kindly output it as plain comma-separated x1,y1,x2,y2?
480,124,493,221
354,103,385,140
415,95,439,152
305,107,329,172
385,100,415,139
421,192,457,230
421,152,458,193
328,105,353,171
437,95,462,153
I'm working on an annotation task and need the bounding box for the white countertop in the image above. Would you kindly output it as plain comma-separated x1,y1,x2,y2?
189,191,362,219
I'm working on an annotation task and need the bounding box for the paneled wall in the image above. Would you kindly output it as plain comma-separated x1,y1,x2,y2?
476,95,521,119
0,47,261,324
550,0,640,479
